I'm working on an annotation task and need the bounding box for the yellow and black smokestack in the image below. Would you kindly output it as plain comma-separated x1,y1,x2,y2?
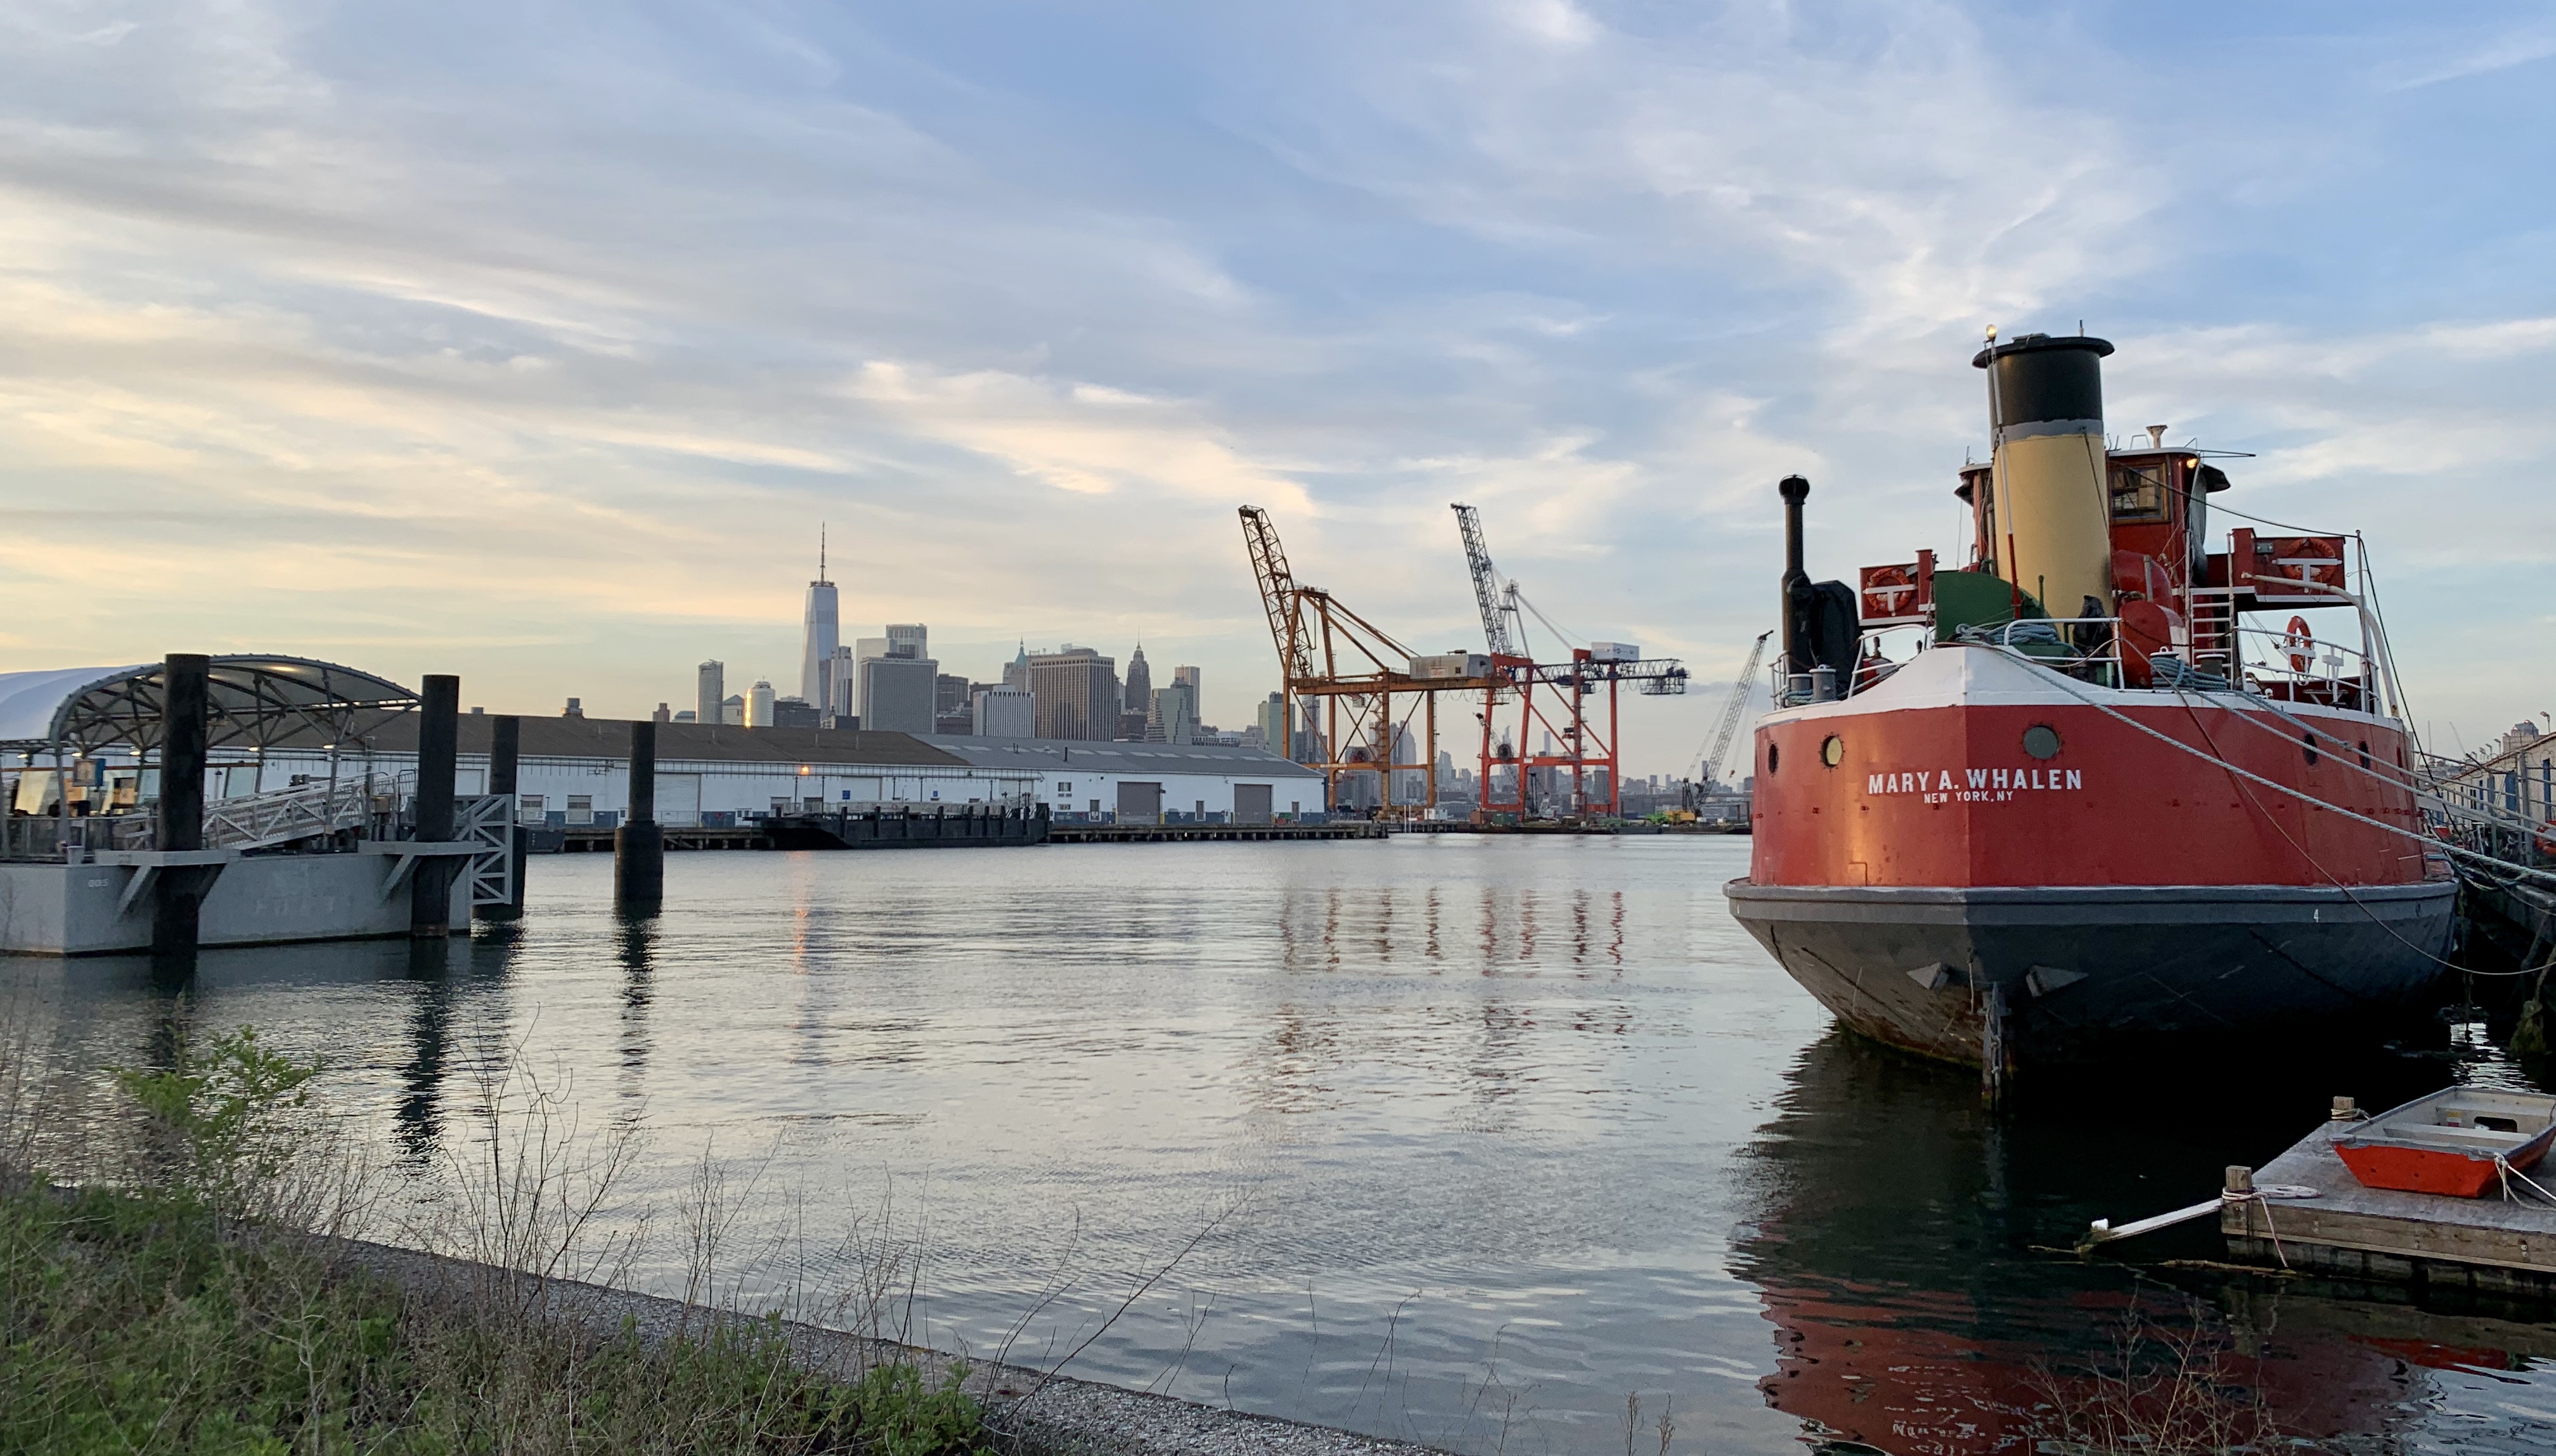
1974,333,2115,619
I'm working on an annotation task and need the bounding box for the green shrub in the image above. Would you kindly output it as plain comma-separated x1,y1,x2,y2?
0,1025,993,1456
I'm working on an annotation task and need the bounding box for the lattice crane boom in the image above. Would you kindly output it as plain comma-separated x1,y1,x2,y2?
1450,503,1519,658
1239,506,1315,685
1697,631,1772,783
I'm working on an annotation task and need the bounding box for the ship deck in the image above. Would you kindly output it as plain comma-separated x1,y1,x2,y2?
2224,1119,2556,1297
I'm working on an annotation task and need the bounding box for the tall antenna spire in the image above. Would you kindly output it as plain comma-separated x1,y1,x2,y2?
819,522,827,580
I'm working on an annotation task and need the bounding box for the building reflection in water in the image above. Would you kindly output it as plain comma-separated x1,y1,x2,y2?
1727,1032,2556,1454
1247,879,1639,1131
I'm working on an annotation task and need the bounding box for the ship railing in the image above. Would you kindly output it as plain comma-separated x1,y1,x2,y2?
1792,605,2390,714
2183,579,2406,720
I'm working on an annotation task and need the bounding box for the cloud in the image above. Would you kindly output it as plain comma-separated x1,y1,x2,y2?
844,362,1314,508
0,0,2545,756
2381,22,2556,91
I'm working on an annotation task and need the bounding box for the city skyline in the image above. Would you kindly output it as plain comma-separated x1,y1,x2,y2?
4,6,2550,776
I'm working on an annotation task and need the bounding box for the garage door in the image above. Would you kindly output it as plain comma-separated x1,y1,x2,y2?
1116,781,1163,825
656,773,702,827
1234,783,1272,825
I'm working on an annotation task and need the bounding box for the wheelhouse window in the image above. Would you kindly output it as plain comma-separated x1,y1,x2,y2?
2109,463,2168,522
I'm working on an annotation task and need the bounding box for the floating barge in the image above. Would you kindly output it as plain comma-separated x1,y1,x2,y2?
2223,1109,2556,1298
1047,820,1381,844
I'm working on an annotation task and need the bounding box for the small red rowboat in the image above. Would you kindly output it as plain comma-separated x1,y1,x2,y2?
2335,1088,2556,1199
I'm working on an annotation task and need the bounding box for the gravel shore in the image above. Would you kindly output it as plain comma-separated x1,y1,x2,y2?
335,1235,1456,1456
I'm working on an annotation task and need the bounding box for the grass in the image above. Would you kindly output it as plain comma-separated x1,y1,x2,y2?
0,1026,998,1456
2025,1294,2285,1456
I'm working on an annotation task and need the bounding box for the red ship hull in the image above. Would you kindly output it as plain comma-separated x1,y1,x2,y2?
1726,645,2455,1067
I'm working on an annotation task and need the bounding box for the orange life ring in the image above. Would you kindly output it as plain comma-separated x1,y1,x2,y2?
2283,615,2314,674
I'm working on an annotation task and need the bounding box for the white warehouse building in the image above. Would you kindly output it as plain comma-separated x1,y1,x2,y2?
234,718,1325,827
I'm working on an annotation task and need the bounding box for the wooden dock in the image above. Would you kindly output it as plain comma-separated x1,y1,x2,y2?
2223,1119,2556,1297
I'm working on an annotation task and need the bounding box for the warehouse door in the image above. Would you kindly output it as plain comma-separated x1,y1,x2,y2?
1234,783,1272,825
1116,781,1163,825
657,773,701,827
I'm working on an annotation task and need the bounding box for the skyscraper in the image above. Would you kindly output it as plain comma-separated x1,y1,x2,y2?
800,529,839,709
852,624,930,725
1123,644,1152,713
1173,665,1201,717
697,660,725,725
1026,647,1116,740
827,646,855,721
748,680,776,728
1146,683,1196,745
860,655,938,733
1256,692,1287,757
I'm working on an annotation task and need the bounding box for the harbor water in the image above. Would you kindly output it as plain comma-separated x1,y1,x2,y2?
8,836,2555,1454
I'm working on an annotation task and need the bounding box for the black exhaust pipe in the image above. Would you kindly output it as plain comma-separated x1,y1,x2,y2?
1779,475,1810,674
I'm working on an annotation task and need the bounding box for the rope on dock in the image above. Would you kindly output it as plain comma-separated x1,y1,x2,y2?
2220,1187,2299,1268
2494,1155,2556,1205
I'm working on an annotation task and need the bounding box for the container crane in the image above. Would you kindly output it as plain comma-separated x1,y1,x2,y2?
1240,506,1495,816
1691,631,1772,787
1447,504,1688,823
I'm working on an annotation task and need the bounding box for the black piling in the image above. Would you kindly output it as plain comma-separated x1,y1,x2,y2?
411,674,460,937
614,719,664,909
150,653,211,960
476,714,526,922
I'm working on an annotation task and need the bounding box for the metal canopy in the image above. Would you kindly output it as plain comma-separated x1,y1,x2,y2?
0,657,420,758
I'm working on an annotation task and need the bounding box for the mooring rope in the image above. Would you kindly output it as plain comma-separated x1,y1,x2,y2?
1970,643,2556,887
2221,1187,2294,1268
2493,1155,2556,1205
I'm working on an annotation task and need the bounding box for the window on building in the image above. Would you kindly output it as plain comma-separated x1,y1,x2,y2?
804,796,823,813
566,795,593,825
1089,799,1100,812
1058,781,1073,796
518,794,544,821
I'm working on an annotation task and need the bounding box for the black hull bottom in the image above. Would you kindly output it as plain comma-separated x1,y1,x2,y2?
1724,879,2456,1068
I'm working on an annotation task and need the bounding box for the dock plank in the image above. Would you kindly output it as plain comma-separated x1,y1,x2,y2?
2221,1121,2556,1291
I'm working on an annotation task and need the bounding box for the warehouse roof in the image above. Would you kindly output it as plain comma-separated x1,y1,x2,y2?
261,715,970,768
919,736,1322,778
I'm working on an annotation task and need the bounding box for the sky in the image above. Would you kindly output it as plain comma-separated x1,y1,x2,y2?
3,0,2552,773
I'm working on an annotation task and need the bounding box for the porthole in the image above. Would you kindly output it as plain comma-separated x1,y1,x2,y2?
2022,725,2062,761
1821,735,1845,768
2302,730,2320,767
1767,741,1781,775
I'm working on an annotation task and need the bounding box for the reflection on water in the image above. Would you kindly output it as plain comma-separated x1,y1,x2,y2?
7,838,2555,1455
1736,1033,2556,1453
